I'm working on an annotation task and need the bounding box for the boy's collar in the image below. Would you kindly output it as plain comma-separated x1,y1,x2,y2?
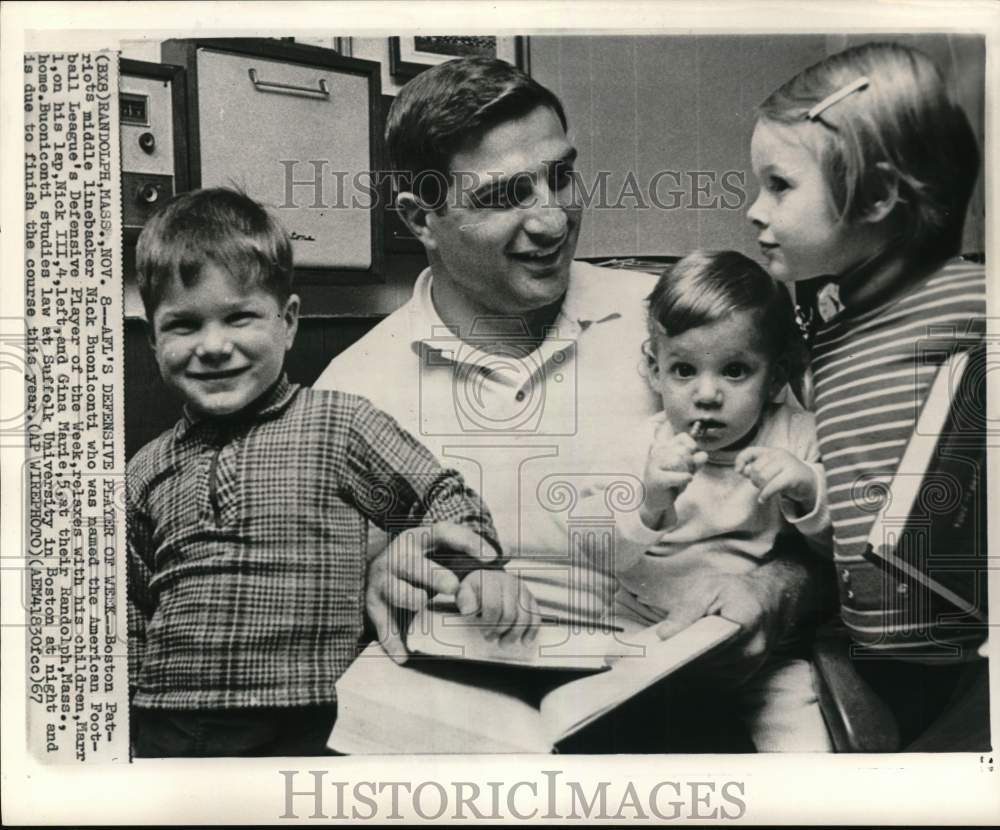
178,374,298,438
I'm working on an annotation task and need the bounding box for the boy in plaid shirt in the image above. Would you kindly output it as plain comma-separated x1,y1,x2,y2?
127,188,537,756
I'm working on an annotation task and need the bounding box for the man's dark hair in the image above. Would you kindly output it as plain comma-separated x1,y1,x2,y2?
386,57,568,204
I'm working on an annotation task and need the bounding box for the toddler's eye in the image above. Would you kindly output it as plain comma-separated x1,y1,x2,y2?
670,363,696,379
723,363,749,380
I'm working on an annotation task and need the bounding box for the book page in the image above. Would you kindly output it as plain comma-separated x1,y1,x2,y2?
330,642,553,753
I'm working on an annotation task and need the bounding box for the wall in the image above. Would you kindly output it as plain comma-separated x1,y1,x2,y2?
531,33,986,258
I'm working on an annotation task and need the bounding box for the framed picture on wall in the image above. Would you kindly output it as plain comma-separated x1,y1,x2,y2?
388,35,528,79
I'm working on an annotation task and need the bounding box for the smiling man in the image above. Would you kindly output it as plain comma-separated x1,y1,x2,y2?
315,58,831,749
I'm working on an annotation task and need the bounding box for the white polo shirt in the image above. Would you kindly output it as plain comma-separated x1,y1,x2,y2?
315,261,660,617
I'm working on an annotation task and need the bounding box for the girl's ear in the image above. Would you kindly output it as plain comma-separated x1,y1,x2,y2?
861,161,901,224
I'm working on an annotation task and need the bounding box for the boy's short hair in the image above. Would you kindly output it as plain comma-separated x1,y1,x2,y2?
386,57,568,206
646,250,808,389
757,41,979,263
136,187,293,320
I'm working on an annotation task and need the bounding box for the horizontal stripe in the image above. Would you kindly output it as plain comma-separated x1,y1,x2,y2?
815,365,936,405
818,401,915,429
818,420,915,450
822,439,907,461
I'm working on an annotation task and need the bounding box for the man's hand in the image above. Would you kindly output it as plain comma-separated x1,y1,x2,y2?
735,446,817,515
651,550,824,681
366,522,538,663
641,424,708,530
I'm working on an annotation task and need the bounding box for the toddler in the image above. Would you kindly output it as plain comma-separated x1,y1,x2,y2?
613,249,833,752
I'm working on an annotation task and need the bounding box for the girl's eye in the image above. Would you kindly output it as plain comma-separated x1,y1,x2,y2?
228,311,258,326
671,363,697,379
767,175,790,194
723,363,749,380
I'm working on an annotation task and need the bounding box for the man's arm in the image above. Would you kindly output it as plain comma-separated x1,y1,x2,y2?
653,534,838,679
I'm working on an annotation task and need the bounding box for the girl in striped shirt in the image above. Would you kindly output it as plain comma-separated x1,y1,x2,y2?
747,42,987,749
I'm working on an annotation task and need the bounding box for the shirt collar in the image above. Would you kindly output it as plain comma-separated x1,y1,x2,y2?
176,373,299,440
407,262,624,365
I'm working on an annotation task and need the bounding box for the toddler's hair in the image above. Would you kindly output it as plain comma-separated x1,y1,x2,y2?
758,41,979,265
645,250,808,390
136,187,293,321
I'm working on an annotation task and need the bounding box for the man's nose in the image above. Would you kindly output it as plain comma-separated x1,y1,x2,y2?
522,183,569,240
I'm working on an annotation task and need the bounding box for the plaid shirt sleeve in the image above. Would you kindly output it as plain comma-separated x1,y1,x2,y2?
342,397,501,557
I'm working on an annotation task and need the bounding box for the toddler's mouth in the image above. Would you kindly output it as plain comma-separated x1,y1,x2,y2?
691,419,725,438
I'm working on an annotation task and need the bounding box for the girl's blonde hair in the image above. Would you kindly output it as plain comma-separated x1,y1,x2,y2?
758,42,979,265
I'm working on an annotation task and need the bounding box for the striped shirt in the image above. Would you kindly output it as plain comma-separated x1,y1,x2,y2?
127,375,498,709
811,259,986,655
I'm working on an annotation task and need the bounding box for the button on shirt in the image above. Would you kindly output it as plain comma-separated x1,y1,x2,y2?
315,262,661,618
127,376,499,709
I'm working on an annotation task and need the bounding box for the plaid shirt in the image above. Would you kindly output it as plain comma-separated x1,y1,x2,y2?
127,375,498,709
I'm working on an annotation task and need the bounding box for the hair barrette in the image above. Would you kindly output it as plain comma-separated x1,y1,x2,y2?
806,76,870,121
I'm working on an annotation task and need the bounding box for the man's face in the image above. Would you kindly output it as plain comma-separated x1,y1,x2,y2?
420,105,582,321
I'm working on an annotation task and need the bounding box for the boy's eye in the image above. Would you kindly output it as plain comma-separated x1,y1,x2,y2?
228,311,259,326
723,363,750,380
670,363,697,379
160,318,197,335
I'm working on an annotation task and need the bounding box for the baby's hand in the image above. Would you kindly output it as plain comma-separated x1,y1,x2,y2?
642,422,708,530
456,569,541,646
734,446,817,514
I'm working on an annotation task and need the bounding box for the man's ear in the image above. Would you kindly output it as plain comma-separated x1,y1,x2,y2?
282,293,301,351
861,161,901,225
397,191,439,251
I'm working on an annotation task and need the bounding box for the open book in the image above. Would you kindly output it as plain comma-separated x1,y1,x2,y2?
328,614,740,753
862,344,988,622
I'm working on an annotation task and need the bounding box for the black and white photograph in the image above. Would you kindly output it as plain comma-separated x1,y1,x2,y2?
2,1,998,825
